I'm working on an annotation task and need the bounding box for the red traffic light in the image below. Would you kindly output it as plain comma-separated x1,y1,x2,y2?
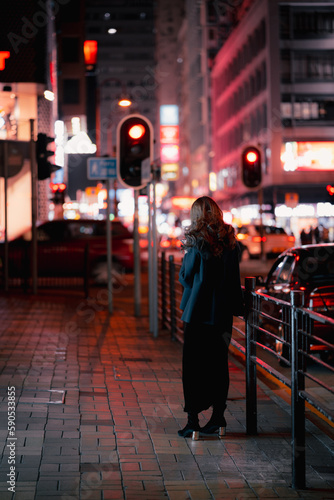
128,124,146,140
49,183,66,205
241,146,262,188
50,182,66,192
326,184,334,196
245,151,259,163
117,114,153,189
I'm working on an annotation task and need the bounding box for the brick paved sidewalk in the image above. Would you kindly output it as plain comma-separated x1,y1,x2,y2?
0,286,333,500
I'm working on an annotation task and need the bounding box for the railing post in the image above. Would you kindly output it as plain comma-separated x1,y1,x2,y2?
169,255,176,341
160,252,167,329
291,290,305,490
245,276,257,435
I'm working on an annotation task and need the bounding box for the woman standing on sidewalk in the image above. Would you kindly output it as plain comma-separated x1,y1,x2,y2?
178,196,244,438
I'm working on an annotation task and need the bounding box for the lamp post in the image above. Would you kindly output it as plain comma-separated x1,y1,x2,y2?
96,77,132,156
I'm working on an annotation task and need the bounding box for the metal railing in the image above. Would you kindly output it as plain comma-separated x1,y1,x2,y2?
158,252,334,490
158,252,183,342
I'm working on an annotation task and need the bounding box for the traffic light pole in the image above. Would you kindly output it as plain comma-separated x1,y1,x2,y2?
148,184,153,330
3,141,9,292
30,119,38,294
134,190,141,317
258,186,265,261
151,178,158,337
148,178,158,337
106,179,113,314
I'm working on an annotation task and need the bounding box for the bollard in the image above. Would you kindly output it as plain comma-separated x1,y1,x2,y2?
245,277,258,435
291,290,306,490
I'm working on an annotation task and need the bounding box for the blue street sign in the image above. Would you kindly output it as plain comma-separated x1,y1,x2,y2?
87,157,117,179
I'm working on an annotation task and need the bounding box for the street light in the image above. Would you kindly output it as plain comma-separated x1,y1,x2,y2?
97,77,133,155
118,97,132,107
99,77,132,108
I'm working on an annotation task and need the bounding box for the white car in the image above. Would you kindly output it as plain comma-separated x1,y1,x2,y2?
236,224,295,259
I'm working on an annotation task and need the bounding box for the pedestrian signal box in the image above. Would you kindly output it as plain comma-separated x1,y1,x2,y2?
50,182,66,204
36,133,61,180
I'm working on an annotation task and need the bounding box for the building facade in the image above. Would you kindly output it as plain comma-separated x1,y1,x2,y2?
0,0,58,234
176,0,236,199
212,0,334,239
85,0,157,158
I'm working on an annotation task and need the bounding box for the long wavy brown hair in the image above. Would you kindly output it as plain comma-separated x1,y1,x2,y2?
182,196,236,256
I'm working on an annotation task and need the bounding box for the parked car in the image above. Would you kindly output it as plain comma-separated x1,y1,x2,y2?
236,224,295,259
0,219,134,285
257,243,334,361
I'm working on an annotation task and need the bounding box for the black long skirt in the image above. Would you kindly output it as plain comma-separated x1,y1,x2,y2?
182,321,231,414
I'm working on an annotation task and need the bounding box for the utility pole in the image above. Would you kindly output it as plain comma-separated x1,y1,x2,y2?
30,119,38,294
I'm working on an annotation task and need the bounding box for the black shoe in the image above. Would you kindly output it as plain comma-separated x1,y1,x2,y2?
178,423,200,438
201,416,226,437
178,413,200,440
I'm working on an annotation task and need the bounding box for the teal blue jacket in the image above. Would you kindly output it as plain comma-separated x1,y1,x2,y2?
179,244,244,328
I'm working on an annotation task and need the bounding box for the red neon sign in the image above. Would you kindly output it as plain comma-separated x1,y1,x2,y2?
161,144,179,163
160,125,179,144
0,51,10,71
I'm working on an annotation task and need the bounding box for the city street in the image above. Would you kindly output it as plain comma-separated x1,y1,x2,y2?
0,272,333,499
1,1,334,497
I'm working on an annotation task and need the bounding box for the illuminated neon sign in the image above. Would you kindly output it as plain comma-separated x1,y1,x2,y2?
160,105,179,181
160,125,179,143
281,141,334,171
0,51,10,71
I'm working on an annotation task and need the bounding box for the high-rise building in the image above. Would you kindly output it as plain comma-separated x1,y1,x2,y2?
0,0,58,231
85,0,157,158
176,0,238,199
212,0,334,238
155,0,184,193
